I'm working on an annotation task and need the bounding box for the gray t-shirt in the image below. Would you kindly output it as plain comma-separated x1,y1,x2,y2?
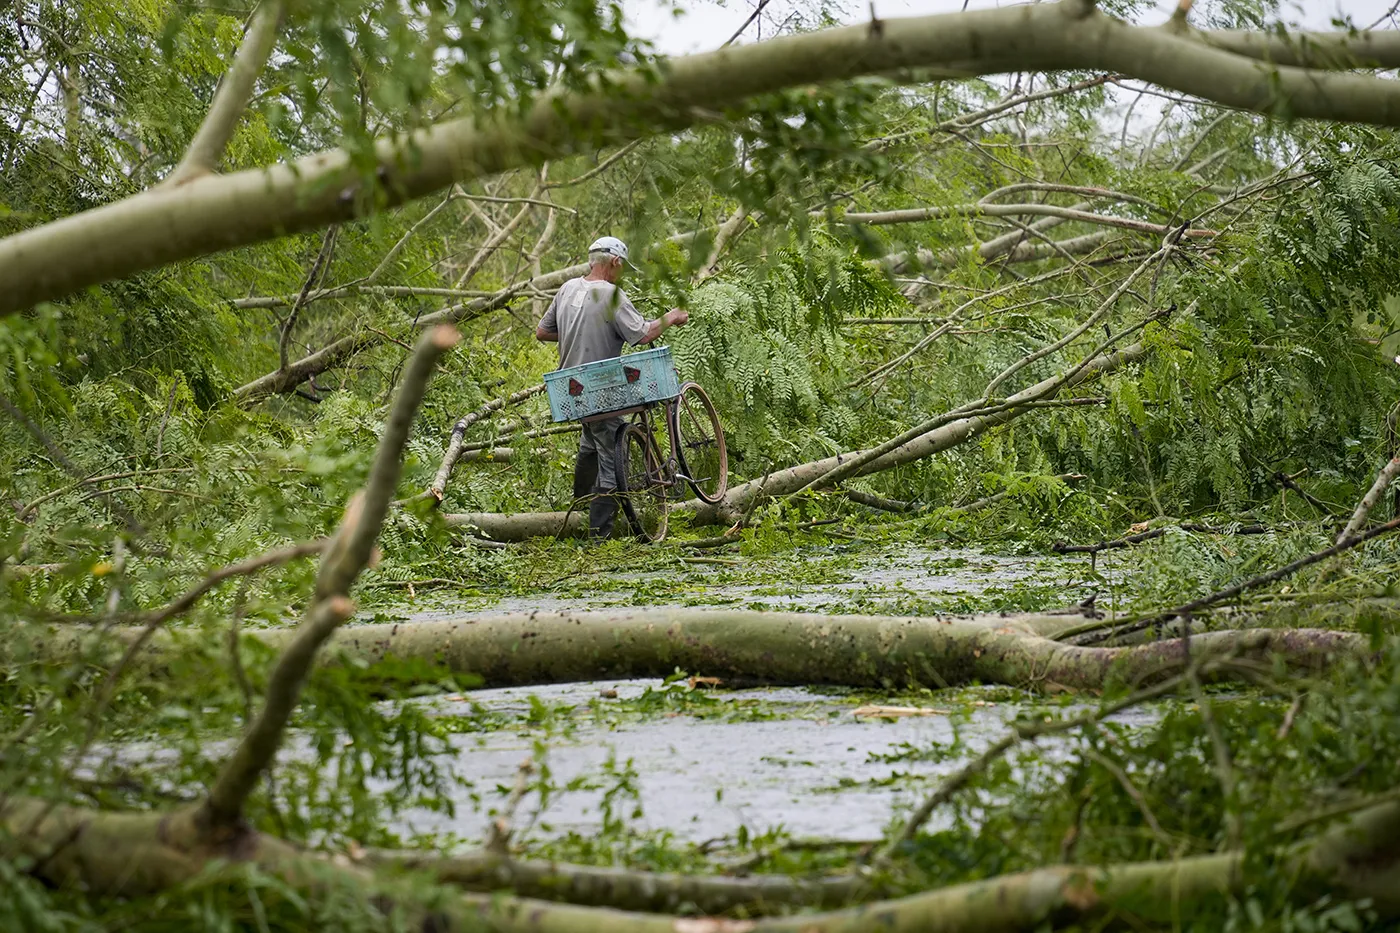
539,277,648,370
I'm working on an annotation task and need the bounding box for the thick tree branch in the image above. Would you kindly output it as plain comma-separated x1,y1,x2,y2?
6,4,1400,315
164,0,287,187
366,847,867,913
430,384,546,500
9,787,1400,930
233,285,503,311
695,206,749,284
1338,456,1400,544
843,202,1218,239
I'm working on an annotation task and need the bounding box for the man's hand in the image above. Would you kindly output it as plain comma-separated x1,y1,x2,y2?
640,308,690,344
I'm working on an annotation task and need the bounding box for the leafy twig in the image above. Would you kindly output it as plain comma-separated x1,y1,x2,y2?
874,673,1191,865
1083,747,1175,850
1188,667,1242,850
279,225,339,372
1074,516,1400,645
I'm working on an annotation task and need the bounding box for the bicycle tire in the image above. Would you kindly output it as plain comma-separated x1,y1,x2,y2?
669,382,729,504
616,422,669,542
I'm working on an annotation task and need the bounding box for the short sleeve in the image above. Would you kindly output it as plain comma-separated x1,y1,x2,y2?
610,288,648,345
538,288,560,333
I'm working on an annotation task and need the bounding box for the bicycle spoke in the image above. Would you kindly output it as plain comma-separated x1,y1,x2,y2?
671,384,728,504
618,423,668,542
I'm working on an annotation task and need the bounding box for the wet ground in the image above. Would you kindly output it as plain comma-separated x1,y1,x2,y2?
391,677,1157,846
363,544,1142,847
384,544,1111,621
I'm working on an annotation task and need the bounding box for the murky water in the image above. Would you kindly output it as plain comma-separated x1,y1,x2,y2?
105,545,1146,849
389,678,1157,845
384,544,1105,622
358,544,1139,847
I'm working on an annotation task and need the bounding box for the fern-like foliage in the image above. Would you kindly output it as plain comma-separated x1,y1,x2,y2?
667,235,905,467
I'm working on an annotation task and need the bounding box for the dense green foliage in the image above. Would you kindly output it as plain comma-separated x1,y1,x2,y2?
4,0,1400,929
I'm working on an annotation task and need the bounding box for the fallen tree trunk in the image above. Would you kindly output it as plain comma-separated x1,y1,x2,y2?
367,848,872,914
9,786,1400,930
36,609,1364,693
444,509,585,541
230,609,1365,692
10,603,1391,928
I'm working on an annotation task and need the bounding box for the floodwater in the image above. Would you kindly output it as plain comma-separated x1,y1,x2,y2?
390,678,1156,846
391,544,1106,620
368,545,1144,847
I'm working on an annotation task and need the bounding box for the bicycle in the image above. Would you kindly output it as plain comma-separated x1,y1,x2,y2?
607,381,728,542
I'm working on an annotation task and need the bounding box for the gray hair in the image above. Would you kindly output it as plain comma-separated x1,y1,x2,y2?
588,250,616,267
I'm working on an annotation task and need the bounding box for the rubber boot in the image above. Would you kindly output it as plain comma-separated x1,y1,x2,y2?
588,488,618,540
573,449,598,501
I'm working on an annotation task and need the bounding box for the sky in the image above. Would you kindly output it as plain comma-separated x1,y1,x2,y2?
622,0,1399,56
617,0,1399,144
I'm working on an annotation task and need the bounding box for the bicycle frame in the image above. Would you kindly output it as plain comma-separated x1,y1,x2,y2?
581,398,686,489
628,401,688,490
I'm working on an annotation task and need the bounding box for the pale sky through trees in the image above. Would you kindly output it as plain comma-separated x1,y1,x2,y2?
623,0,1399,55
619,0,1400,146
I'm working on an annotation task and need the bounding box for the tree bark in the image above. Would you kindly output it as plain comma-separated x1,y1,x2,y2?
1338,456,1400,544
445,510,586,541
224,609,1365,693
6,3,1400,315
843,202,1218,239
432,384,546,499
8,786,1400,930
367,848,871,914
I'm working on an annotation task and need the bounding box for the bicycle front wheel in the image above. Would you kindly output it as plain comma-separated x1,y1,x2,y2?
616,423,669,543
670,382,729,504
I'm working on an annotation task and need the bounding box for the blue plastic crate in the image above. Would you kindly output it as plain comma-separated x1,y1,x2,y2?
544,346,680,423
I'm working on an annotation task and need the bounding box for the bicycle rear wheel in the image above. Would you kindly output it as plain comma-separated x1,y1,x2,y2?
670,382,729,504
616,423,669,542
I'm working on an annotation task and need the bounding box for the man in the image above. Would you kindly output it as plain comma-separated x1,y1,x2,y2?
536,236,689,538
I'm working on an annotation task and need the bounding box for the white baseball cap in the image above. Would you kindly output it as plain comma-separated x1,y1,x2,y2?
589,236,638,268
